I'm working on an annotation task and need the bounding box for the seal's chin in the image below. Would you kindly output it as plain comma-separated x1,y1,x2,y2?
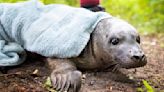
121,56,147,69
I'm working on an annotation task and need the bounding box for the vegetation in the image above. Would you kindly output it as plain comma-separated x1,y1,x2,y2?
102,0,164,34
44,77,56,92
0,0,163,34
137,80,154,92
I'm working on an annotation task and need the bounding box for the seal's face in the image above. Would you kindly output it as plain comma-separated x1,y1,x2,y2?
94,18,147,69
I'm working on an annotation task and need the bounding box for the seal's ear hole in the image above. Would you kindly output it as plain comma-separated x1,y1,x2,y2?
106,35,108,38
136,36,140,44
109,38,119,45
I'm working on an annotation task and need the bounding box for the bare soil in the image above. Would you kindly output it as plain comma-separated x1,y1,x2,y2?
0,34,164,92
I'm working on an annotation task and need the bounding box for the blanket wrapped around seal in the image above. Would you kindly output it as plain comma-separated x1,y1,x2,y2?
0,0,111,66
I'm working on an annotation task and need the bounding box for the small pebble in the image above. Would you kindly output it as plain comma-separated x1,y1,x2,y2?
129,76,134,80
128,74,134,80
82,74,86,79
32,69,39,75
90,80,95,85
109,86,113,91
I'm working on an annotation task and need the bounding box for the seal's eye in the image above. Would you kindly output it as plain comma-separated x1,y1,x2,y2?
136,36,140,44
110,38,119,45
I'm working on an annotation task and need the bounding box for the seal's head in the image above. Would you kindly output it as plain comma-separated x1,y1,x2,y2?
93,17,147,70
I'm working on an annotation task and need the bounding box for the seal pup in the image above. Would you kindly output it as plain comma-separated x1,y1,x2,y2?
47,17,147,92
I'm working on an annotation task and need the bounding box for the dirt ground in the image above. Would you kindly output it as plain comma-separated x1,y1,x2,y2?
0,34,163,92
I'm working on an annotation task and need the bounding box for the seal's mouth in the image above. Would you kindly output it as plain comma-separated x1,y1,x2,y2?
103,63,120,72
110,55,147,69
124,56,147,69
101,54,147,72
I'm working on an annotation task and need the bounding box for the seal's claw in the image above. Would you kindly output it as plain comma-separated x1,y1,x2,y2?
59,74,67,92
51,70,82,92
56,74,62,90
69,71,82,92
51,74,57,88
64,77,70,91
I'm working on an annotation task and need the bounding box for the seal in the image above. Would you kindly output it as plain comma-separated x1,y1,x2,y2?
0,1,147,91
46,17,147,92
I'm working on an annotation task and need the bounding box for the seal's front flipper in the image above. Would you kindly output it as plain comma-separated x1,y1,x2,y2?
46,58,82,92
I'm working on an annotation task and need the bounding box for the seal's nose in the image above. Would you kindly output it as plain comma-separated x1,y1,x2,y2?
126,49,147,68
129,48,146,62
132,54,145,61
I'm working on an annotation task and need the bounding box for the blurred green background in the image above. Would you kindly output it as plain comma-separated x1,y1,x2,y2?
0,0,163,34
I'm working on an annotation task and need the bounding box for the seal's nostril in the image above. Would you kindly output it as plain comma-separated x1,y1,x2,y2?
132,54,145,61
142,55,145,59
133,56,140,60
